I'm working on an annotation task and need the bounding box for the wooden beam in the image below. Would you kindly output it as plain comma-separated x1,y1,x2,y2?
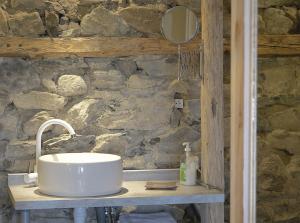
0,36,202,58
230,0,257,222
257,35,300,56
199,0,224,222
0,35,299,58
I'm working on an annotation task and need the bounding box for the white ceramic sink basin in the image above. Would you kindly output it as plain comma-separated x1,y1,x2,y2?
37,153,122,197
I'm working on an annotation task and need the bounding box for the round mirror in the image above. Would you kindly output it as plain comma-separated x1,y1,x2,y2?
161,6,199,44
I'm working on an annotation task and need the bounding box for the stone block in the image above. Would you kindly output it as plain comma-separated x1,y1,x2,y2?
58,0,80,21
81,6,130,36
92,133,128,155
10,0,45,11
0,58,40,94
57,75,88,97
268,106,300,132
5,140,35,160
0,109,18,140
44,134,96,154
91,70,125,90
259,63,300,97
156,126,200,153
0,9,8,36
23,111,54,137
136,55,177,77
263,8,294,34
258,153,288,192
8,12,45,37
113,59,137,77
259,0,300,8
11,91,67,111
66,99,105,131
98,96,172,131
118,6,162,34
266,130,300,155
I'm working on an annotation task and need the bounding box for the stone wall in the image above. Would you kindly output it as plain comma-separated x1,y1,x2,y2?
0,0,300,222
256,1,300,223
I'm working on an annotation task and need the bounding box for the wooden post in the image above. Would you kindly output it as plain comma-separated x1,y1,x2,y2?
230,0,257,222
200,0,224,222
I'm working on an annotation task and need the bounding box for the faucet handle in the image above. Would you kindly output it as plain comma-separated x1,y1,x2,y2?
27,160,33,174
24,173,38,184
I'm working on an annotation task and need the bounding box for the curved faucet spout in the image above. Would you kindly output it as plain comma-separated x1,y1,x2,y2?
36,119,76,167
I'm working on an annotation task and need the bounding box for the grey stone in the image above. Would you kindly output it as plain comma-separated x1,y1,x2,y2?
168,80,189,99
183,99,200,121
263,8,294,34
0,141,8,170
81,6,130,36
57,75,88,97
0,109,18,140
258,15,266,34
99,96,172,131
58,0,80,21
123,156,146,170
8,12,45,37
170,107,182,128
283,6,298,21
91,70,125,90
268,106,300,131
259,61,300,97
60,22,81,37
45,10,59,35
92,133,128,155
23,111,54,137
11,91,67,111
60,16,69,25
0,58,40,94
157,126,200,153
0,9,8,36
0,172,8,205
44,134,96,154
259,0,300,8
267,130,300,155
46,1,65,14
66,99,105,131
84,58,113,70
41,78,57,93
287,155,300,181
136,55,177,77
10,0,45,11
5,159,35,173
118,6,162,34
127,74,158,89
113,60,137,77
258,154,288,192
0,96,9,116
87,90,124,102
175,0,200,13
5,140,35,160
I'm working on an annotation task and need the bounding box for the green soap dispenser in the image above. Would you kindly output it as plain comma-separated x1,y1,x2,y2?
180,142,199,186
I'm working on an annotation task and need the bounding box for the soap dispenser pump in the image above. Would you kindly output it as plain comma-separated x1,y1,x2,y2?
180,142,199,186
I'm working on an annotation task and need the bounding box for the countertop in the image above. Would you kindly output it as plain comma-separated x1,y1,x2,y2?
8,170,224,210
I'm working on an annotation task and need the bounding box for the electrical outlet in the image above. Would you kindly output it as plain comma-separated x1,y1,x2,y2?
175,99,184,109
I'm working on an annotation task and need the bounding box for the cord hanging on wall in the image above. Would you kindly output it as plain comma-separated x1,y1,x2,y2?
178,44,203,80
161,6,203,81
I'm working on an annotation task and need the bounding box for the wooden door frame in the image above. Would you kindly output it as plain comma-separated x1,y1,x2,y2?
230,0,258,222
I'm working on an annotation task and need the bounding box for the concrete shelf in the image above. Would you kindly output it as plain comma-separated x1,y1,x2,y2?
8,169,224,210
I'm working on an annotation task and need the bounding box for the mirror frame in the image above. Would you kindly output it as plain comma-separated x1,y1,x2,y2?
161,6,200,44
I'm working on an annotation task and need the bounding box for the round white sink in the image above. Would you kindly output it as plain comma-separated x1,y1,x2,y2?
37,153,122,197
